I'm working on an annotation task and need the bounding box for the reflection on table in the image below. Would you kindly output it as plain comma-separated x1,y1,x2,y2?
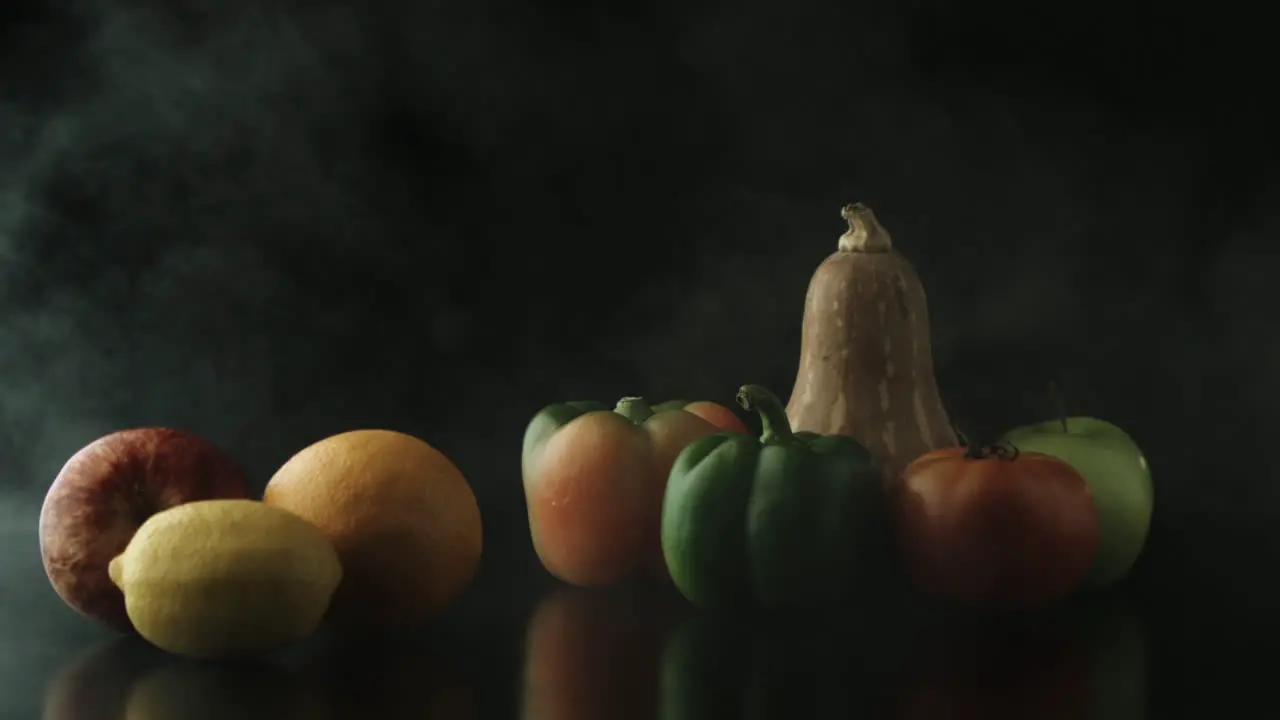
521,585,1148,720
42,584,1146,719
521,584,684,720
42,630,476,720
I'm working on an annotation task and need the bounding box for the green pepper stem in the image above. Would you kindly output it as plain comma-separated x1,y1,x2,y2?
615,396,654,422
736,385,795,444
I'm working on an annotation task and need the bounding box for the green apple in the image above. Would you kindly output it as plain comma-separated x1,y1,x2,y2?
1000,416,1153,589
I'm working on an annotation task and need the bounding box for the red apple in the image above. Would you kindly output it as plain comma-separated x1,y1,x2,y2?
38,428,252,632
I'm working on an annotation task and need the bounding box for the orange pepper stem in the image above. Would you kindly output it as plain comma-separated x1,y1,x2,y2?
615,397,654,423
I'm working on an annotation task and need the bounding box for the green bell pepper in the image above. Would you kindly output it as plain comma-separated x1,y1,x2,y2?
660,384,887,609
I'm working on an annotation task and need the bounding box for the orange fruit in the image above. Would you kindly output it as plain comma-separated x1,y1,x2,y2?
262,429,482,634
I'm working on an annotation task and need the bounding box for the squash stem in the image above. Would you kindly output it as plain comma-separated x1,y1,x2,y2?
615,396,654,422
838,203,893,253
735,385,794,444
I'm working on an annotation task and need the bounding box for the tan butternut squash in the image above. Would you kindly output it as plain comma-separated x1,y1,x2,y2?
785,203,956,480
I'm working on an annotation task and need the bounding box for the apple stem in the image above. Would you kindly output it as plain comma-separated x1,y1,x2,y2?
1048,380,1068,432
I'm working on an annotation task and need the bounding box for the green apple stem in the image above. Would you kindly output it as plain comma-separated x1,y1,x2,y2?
1048,381,1068,432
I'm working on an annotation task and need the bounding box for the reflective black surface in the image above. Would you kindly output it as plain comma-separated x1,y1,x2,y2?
15,566,1271,720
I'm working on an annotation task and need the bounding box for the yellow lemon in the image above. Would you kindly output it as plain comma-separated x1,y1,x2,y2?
108,499,341,658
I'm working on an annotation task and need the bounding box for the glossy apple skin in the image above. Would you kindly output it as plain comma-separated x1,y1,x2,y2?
38,428,251,632
1001,417,1153,589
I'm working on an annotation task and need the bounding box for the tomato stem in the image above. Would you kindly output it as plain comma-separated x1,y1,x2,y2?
1048,380,1069,432
735,385,794,444
838,203,893,253
992,442,1020,461
615,397,654,423
960,432,1021,462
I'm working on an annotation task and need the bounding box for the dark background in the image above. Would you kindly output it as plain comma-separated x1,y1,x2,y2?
2,0,1277,717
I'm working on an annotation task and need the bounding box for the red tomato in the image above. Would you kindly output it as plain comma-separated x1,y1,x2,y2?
890,444,1098,610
